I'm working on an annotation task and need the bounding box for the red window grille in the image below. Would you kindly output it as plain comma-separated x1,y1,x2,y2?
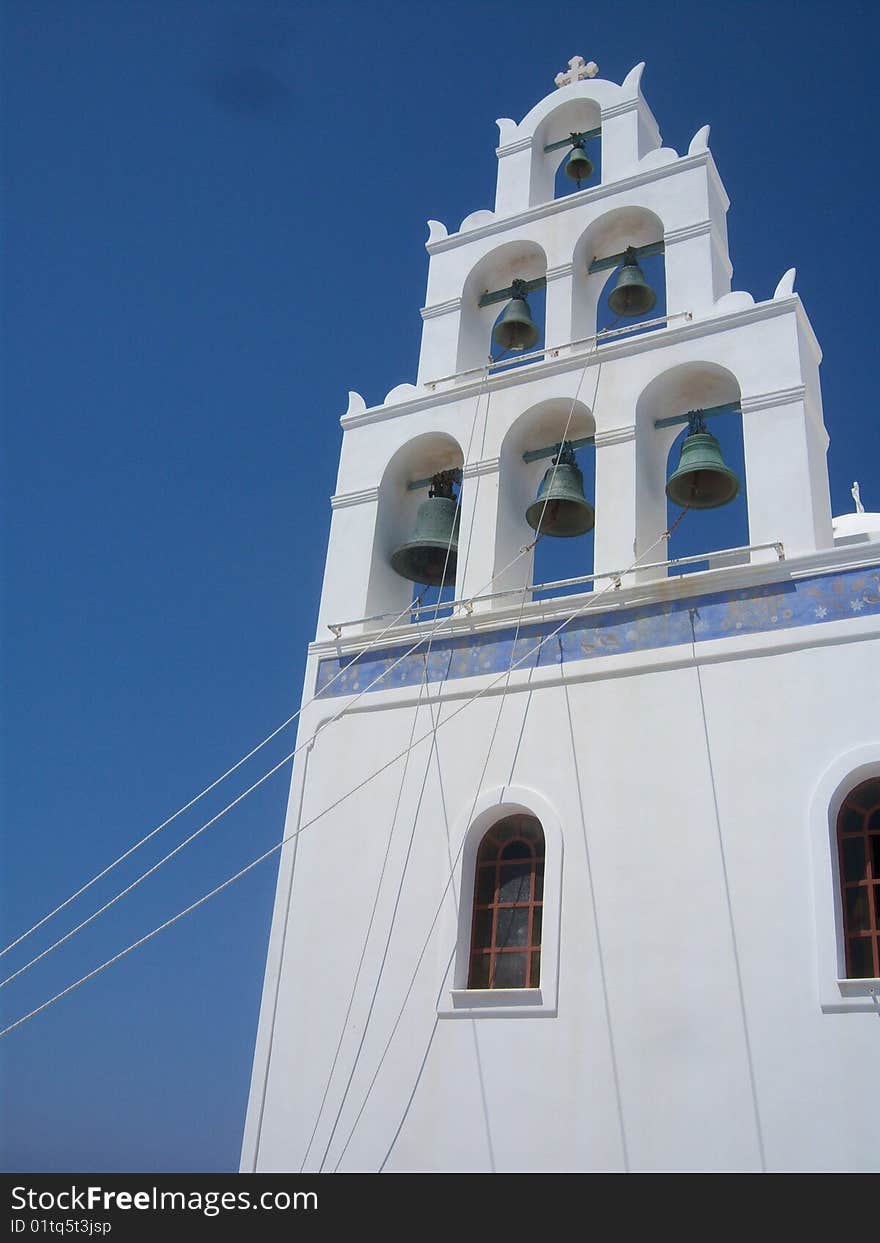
467,814,544,989
837,776,880,979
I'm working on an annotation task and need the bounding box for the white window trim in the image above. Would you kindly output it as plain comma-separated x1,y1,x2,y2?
437,785,562,1020
809,743,880,1012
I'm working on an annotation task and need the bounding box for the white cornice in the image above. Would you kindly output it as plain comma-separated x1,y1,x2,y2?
462,456,501,478
496,134,533,157
594,425,636,448
341,296,802,430
330,486,379,510
664,219,712,245
740,386,807,415
420,297,462,321
600,97,640,121
426,151,716,255
545,262,574,282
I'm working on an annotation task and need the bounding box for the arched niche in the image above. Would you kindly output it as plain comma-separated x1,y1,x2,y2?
634,362,743,575
365,431,464,626
457,239,548,375
494,398,596,601
531,96,602,205
572,206,665,344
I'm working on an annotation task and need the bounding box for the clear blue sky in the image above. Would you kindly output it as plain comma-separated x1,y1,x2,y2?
2,0,877,1172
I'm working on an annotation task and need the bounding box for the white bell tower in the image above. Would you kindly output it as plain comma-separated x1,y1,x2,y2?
242,58,880,1173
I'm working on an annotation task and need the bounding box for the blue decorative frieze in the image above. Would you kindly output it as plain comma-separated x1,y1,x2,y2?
315,565,880,699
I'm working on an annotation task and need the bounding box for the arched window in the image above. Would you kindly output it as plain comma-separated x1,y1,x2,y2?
468,814,544,989
837,777,880,979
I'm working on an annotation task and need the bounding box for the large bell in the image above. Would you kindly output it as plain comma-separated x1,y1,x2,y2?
666,419,740,510
525,444,595,538
565,142,593,185
493,296,540,353
390,474,460,586
608,246,657,318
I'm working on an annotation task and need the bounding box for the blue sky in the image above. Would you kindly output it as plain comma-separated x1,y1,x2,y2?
2,0,877,1171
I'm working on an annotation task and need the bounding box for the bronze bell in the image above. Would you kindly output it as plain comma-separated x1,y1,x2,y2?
390,471,460,586
565,141,593,185
525,443,595,538
665,414,740,509
492,280,540,353
608,246,657,318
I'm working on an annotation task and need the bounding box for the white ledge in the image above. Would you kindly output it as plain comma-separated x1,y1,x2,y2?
426,151,719,254
420,297,462,321
329,486,379,510
341,296,807,430
438,987,555,1019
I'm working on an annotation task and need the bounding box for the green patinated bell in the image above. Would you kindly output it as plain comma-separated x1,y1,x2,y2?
390,495,460,586
525,458,595,538
608,247,657,318
565,144,593,184
666,428,740,509
492,297,540,353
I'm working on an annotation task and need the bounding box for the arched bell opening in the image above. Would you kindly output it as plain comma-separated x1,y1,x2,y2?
494,399,596,605
635,363,747,579
572,206,666,347
457,240,548,376
531,96,602,206
365,431,465,628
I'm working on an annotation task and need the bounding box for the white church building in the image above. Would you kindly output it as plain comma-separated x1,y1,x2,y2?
242,57,880,1173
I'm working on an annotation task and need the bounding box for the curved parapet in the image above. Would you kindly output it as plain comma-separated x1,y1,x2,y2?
621,61,646,93
708,290,756,318
687,124,711,155
637,146,678,171
343,391,366,420
383,381,421,406
426,219,449,247
774,268,797,298
460,209,496,233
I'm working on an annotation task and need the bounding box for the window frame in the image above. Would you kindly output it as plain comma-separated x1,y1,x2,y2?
437,786,562,1020
810,745,880,1011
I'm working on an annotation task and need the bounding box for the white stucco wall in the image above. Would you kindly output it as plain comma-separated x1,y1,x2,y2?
243,591,880,1173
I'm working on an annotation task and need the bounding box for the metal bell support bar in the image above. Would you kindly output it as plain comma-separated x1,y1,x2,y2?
588,240,665,274
524,441,595,538
480,276,546,353
664,410,741,510
542,126,602,153
390,470,461,587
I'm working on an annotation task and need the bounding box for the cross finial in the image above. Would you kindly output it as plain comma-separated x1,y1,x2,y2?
554,55,599,88
852,481,865,514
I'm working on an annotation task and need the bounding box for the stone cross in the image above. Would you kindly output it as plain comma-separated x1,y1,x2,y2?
852,481,865,513
554,56,599,88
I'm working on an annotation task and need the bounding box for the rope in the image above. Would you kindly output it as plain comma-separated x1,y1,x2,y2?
0,582,427,962
298,366,493,1171
0,509,689,1042
330,504,693,1169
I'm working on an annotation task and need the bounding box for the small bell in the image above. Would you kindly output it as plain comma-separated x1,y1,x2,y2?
665,414,740,510
564,140,593,185
492,280,540,353
525,443,595,538
608,246,657,318
390,471,460,586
